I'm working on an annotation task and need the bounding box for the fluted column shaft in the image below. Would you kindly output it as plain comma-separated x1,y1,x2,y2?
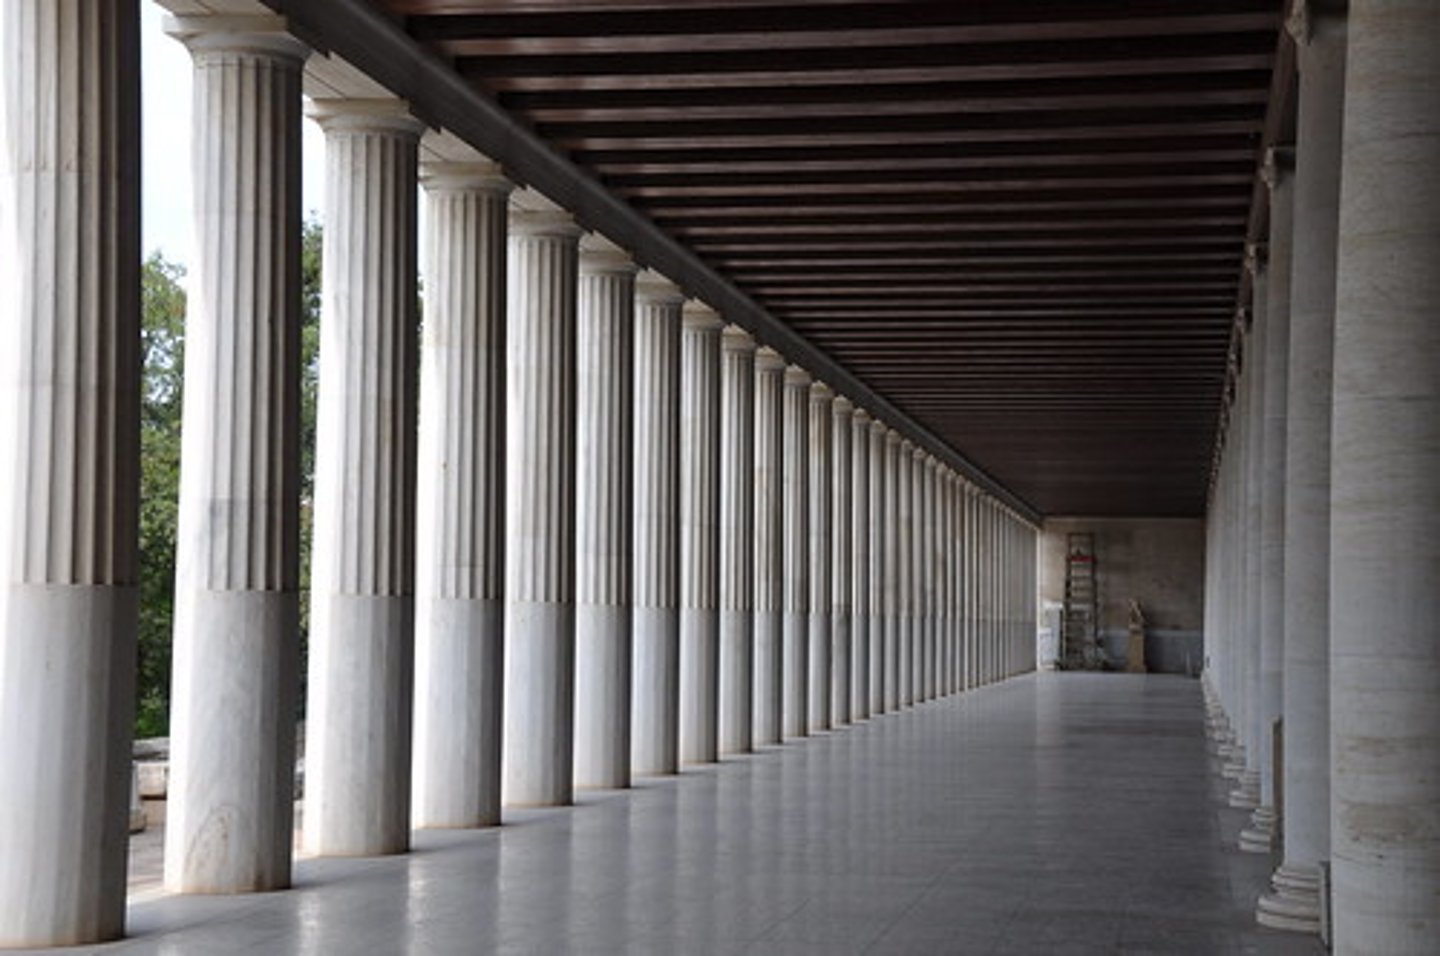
782,366,811,737
850,409,871,721
830,397,854,726
751,347,787,744
1234,261,1268,810
1330,2,1440,947
882,431,902,711
0,0,140,943
501,208,581,806
922,457,938,699
305,100,423,855
718,327,756,754
807,383,834,732
867,421,888,715
158,16,306,895
574,244,637,789
907,447,924,703
412,163,510,829
631,272,685,775
679,302,722,764
1260,2,1345,932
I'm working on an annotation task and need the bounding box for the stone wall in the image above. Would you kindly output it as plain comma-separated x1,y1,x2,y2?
1039,517,1205,674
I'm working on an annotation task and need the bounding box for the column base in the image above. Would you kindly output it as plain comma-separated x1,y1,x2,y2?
1239,804,1277,853
1228,770,1260,809
1256,862,1323,934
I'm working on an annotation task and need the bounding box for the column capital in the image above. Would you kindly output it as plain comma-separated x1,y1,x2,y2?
164,13,309,61
785,365,812,388
635,268,686,306
871,418,889,439
681,299,724,331
852,407,870,426
1261,146,1296,190
579,233,638,276
754,345,787,372
1285,0,1349,47
1244,242,1268,277
307,98,426,138
721,324,756,352
810,380,834,403
510,205,583,239
419,159,512,196
833,395,854,416
885,429,903,447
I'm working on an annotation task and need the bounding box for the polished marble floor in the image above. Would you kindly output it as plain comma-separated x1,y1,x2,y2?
49,673,1323,954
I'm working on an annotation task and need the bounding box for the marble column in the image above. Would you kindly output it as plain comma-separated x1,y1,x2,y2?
574,238,637,789
718,326,756,755
1231,253,1267,811
867,420,888,716
1329,1,1440,948
0,0,139,943
782,366,812,738
751,347,787,745
831,397,854,726
850,409,871,721
305,99,424,855
679,301,723,765
1258,0,1345,932
961,484,974,691
883,431,902,711
412,160,510,829
631,271,685,775
923,457,939,699
160,15,306,893
807,382,834,732
501,205,581,806
1243,148,1294,854
897,442,915,706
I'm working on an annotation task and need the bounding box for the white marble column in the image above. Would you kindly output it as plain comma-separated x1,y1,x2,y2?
1243,148,1294,854
896,442,914,706
807,382,834,732
574,238,637,789
923,457,939,699
1330,1,1440,948
782,366,812,738
1231,254,1267,811
883,430,903,711
943,473,957,694
910,448,927,701
160,14,306,893
1258,0,1345,932
751,347,787,745
305,99,424,855
501,205,581,806
718,326,756,755
830,397,854,726
849,409,871,721
412,160,511,829
631,271,685,775
867,420,888,716
0,1,139,943
961,484,974,691
679,301,722,765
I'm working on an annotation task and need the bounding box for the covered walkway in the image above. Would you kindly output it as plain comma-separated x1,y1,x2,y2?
55,675,1319,955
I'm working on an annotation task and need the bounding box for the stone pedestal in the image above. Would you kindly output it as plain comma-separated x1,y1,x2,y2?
162,14,307,892
574,240,637,789
304,99,424,856
501,207,581,806
0,5,140,942
631,271,685,776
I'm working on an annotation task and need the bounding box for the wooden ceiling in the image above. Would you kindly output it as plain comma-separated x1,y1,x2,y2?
382,0,1282,517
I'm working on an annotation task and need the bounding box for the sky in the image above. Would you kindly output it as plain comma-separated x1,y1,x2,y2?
141,1,329,267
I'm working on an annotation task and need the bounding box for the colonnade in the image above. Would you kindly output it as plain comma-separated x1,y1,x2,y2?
0,4,1039,947
1202,1,1440,951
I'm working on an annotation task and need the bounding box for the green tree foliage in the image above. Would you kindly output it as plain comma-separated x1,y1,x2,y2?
135,222,323,739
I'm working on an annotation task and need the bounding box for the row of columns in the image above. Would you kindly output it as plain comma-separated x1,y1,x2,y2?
1202,1,1439,951
0,4,1040,947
